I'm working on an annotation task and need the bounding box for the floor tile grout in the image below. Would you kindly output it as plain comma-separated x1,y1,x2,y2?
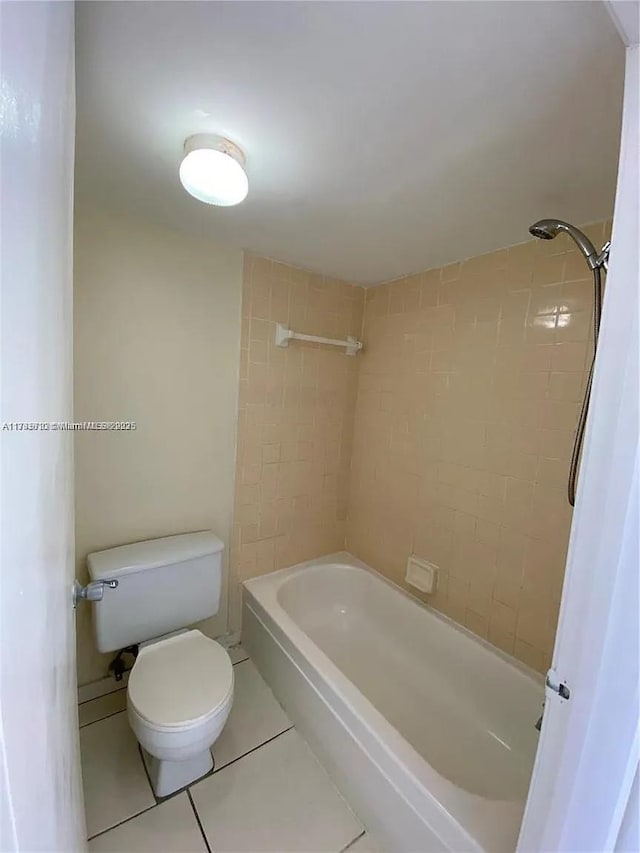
153,754,217,805
87,803,158,842
207,724,295,778
340,829,366,852
187,789,213,853
85,724,296,839
81,653,309,844
79,708,126,728
78,685,127,706
80,707,128,730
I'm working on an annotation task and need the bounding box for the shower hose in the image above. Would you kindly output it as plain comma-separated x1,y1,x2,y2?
568,265,604,506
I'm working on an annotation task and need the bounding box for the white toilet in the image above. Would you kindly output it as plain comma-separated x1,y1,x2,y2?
87,531,234,797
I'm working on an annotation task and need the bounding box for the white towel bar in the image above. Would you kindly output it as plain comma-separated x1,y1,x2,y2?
275,323,362,356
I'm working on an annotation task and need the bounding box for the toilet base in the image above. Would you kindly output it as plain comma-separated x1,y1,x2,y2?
141,746,213,797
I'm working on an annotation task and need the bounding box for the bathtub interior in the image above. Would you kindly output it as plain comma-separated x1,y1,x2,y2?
276,562,542,803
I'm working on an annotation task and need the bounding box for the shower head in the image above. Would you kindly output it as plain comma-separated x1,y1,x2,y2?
529,220,560,241
529,219,599,269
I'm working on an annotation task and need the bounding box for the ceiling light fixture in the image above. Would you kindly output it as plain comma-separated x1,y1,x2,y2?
179,134,248,206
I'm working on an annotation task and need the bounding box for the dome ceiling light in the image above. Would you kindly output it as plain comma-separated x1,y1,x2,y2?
179,134,248,206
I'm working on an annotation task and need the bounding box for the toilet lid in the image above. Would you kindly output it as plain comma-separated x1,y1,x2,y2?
128,630,233,729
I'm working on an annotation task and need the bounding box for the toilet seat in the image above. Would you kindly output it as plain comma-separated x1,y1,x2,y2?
128,629,233,731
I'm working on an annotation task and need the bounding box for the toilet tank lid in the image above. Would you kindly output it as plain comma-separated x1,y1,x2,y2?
87,531,224,581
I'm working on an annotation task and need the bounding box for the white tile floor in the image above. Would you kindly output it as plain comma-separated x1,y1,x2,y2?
80,646,377,852
80,712,155,837
88,793,207,853
79,688,127,727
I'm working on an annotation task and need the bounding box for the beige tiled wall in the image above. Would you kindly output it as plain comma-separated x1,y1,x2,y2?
229,256,364,629
232,223,610,673
347,220,611,672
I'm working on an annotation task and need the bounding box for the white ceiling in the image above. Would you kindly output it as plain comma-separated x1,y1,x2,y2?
75,1,624,284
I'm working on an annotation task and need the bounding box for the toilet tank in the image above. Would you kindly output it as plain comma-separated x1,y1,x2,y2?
87,531,224,653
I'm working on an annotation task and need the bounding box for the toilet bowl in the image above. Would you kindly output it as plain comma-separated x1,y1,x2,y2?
127,629,234,797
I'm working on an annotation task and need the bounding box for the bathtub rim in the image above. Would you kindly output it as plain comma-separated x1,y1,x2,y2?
243,551,543,852
244,550,544,688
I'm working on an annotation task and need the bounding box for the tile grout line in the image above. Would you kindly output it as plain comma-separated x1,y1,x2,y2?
85,726,296,840
209,724,295,777
87,803,159,842
150,724,295,806
187,789,212,853
153,755,217,805
79,707,126,728
78,685,127,706
340,830,366,853
79,708,128,730
81,658,299,844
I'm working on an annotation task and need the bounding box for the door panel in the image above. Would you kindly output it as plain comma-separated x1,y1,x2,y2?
0,2,85,849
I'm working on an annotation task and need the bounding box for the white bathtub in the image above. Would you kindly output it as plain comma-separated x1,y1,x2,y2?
243,553,543,853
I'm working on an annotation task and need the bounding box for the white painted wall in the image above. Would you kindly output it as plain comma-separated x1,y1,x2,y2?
0,1,86,849
74,206,243,686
